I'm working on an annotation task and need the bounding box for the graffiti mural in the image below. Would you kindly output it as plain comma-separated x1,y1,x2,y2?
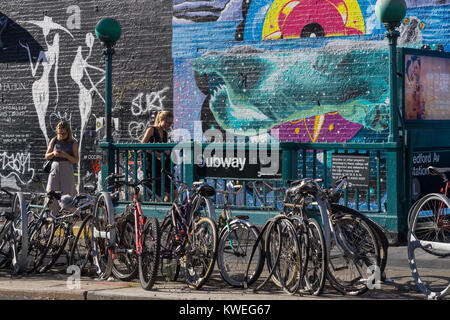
192,44,389,139
172,0,450,143
20,16,74,146
261,0,366,40
0,152,35,185
0,2,174,191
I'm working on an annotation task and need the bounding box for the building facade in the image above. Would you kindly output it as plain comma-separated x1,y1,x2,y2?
0,1,448,223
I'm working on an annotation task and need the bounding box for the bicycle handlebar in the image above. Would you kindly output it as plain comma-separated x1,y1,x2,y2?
161,169,189,190
216,183,243,196
108,176,160,189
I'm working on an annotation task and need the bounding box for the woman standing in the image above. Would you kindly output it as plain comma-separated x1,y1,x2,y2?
141,111,173,202
45,120,79,213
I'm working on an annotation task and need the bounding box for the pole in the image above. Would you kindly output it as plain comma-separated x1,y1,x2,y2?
385,23,400,143
102,45,115,181
104,45,114,143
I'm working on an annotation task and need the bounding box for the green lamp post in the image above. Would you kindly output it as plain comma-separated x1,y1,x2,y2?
376,0,408,239
95,18,122,181
375,0,407,143
95,17,121,143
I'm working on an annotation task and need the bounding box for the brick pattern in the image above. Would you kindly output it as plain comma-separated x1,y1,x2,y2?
0,0,173,188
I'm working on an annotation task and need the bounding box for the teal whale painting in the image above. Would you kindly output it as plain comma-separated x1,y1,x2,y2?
192,45,390,137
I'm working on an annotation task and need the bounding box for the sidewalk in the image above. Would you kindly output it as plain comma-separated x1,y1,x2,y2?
0,246,446,300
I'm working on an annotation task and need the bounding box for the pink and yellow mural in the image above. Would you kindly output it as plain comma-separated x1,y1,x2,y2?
262,0,366,40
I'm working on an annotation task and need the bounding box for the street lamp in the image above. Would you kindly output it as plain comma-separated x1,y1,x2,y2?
376,0,407,240
95,17,122,143
95,18,121,181
375,0,407,143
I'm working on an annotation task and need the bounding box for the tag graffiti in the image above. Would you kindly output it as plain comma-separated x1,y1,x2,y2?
0,151,35,184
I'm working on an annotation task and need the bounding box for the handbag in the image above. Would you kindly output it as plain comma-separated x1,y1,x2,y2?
42,159,53,173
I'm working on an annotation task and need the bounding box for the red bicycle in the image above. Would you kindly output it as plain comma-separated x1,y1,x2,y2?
407,166,450,299
105,175,161,290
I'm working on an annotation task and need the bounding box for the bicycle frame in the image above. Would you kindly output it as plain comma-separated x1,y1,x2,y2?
132,192,147,256
438,182,450,229
168,186,193,243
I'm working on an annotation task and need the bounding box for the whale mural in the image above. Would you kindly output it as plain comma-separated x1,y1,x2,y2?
192,44,389,137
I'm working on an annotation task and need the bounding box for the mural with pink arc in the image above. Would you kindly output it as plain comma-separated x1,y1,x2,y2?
263,0,365,40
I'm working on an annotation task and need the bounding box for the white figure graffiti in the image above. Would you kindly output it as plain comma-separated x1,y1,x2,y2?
20,16,73,145
70,32,105,188
0,16,8,49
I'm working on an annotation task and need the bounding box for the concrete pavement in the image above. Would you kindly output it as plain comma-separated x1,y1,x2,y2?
0,245,447,301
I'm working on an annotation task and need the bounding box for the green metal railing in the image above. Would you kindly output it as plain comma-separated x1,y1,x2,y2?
100,140,406,233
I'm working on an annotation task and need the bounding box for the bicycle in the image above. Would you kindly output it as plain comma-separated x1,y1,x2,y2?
10,190,62,274
245,176,381,296
104,174,161,290
159,171,217,289
245,180,323,295
64,173,119,279
296,177,380,295
407,166,450,299
39,181,100,273
0,187,25,272
215,181,264,288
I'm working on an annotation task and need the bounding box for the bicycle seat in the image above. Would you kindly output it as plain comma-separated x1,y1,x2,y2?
428,166,450,176
83,183,96,193
47,190,62,201
232,185,242,191
234,215,249,220
196,184,216,197
59,195,76,211
0,186,19,196
286,180,318,197
0,210,15,221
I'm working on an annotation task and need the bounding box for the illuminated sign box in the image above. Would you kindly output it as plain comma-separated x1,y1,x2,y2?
402,48,450,122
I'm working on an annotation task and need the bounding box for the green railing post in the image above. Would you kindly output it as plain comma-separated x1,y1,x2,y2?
184,141,195,186
385,147,406,239
281,143,297,182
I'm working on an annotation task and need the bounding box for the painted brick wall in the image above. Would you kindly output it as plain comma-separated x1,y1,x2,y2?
0,0,173,189
0,0,449,201
173,0,450,144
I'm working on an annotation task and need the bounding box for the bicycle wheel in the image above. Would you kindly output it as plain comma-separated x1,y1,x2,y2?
139,216,161,290
327,212,380,295
409,193,450,257
302,218,326,296
69,214,94,275
92,193,113,279
331,204,389,279
26,219,55,273
10,192,34,272
192,195,215,222
0,219,12,268
185,217,217,289
39,222,70,273
160,216,181,282
408,193,450,299
265,215,302,295
217,219,263,288
111,218,138,281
